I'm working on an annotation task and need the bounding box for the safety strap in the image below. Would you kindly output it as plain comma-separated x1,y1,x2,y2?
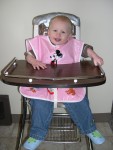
53,88,58,108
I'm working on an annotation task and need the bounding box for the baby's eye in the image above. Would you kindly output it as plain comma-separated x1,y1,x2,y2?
62,31,66,34
53,30,57,32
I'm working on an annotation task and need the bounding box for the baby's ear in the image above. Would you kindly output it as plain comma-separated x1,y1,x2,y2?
70,32,72,37
47,29,50,36
68,33,72,38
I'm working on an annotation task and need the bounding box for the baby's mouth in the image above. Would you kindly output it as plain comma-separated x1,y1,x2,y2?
55,38,61,42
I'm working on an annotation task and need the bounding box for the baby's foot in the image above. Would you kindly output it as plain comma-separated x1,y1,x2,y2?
87,130,105,144
23,137,42,150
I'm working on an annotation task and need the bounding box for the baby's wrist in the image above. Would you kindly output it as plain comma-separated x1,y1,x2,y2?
26,54,35,64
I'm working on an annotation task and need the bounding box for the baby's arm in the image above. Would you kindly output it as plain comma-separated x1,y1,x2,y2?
82,44,104,66
24,50,47,70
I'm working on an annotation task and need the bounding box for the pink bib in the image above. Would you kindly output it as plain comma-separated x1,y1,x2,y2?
19,35,86,107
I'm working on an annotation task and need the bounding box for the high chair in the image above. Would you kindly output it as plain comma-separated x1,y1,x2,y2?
2,12,98,150
14,12,95,150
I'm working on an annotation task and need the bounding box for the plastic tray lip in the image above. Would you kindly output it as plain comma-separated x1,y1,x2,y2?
3,73,104,80
1,58,106,87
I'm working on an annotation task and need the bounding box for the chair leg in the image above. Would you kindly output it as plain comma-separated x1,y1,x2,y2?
15,96,27,150
85,88,94,149
85,136,94,150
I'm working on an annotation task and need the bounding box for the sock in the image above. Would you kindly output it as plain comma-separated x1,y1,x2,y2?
87,130,105,144
23,137,43,150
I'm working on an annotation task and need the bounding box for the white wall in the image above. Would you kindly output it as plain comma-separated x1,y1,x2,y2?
0,0,113,114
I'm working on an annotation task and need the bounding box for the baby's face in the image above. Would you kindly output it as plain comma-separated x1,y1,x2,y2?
48,19,72,45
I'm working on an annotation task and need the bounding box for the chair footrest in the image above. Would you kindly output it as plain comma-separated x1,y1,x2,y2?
45,113,81,143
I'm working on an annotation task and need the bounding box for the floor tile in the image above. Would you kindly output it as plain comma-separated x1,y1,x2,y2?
0,122,113,150
0,137,17,150
0,123,15,137
96,122,113,136
93,136,113,150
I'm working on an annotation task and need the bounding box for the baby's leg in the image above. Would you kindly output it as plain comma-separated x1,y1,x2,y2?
23,99,54,150
64,96,105,144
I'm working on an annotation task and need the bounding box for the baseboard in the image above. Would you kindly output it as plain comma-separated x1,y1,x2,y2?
12,113,112,123
93,113,112,122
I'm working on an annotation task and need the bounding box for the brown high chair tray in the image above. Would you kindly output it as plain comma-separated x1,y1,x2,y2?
1,57,106,88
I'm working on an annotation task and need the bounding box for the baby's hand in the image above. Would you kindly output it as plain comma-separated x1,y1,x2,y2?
31,59,47,70
93,55,104,66
26,55,47,70
86,48,104,66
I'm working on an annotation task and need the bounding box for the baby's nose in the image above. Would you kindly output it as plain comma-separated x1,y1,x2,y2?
56,32,61,37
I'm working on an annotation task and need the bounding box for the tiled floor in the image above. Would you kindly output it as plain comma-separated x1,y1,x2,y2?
0,122,113,150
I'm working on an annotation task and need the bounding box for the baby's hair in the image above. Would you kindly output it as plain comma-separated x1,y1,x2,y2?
49,15,73,33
